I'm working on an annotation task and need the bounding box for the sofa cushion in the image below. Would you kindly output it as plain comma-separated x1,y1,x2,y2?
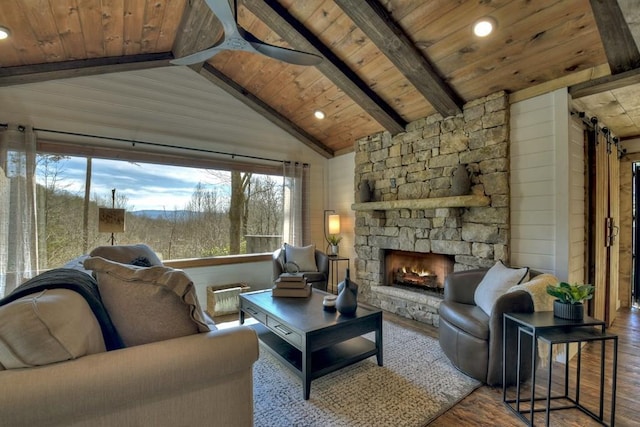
0,289,106,369
89,244,163,266
284,244,318,272
84,256,210,347
474,260,529,316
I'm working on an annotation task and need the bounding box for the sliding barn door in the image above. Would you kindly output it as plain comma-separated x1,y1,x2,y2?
591,128,620,326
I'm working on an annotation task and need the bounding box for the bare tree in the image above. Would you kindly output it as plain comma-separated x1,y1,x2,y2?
82,158,92,253
229,171,251,254
36,154,78,266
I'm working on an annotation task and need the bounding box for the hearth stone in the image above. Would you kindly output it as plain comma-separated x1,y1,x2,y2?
370,286,442,327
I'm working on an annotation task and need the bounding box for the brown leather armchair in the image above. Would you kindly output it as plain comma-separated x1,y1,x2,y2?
272,247,329,291
438,268,535,386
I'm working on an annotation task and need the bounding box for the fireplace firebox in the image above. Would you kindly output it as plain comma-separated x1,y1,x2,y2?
384,250,454,294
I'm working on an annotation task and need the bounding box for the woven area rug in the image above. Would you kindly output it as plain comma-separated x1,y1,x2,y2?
252,320,481,427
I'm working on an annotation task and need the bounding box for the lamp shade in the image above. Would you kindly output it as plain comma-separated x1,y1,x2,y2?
328,214,341,235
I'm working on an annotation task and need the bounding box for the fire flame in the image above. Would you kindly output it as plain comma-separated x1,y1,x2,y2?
400,266,433,277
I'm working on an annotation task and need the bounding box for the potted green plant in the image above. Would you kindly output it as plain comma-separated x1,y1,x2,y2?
546,282,595,320
327,234,342,256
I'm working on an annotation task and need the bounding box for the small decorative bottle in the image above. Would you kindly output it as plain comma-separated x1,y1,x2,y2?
336,268,358,315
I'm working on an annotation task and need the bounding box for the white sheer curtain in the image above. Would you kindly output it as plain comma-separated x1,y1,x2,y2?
0,124,39,297
282,162,310,246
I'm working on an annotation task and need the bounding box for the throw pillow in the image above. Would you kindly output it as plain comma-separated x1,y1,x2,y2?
89,244,163,266
474,261,529,316
284,244,318,272
0,289,106,369
83,256,209,347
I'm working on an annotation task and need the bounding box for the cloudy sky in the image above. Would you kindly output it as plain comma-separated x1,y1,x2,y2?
38,156,231,211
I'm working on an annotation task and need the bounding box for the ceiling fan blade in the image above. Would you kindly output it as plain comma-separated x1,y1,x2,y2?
250,41,323,66
171,0,322,66
204,0,240,35
242,29,322,66
170,45,226,65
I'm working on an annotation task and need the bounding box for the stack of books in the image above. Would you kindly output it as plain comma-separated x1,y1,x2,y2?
272,273,312,297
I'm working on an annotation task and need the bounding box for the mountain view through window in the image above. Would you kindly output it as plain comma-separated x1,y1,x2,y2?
36,154,285,268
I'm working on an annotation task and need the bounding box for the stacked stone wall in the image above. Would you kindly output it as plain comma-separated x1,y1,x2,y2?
353,91,511,324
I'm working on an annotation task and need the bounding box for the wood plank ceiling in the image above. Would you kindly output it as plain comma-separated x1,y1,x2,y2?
0,0,639,158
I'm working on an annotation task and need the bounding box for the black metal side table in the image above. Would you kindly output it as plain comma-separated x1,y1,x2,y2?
327,255,349,294
503,312,618,426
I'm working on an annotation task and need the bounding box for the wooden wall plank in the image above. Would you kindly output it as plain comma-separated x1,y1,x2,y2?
429,0,575,69
50,0,86,60
140,0,167,52
123,0,144,55
0,0,29,66
17,0,66,61
157,0,186,52
75,0,105,57
101,0,124,57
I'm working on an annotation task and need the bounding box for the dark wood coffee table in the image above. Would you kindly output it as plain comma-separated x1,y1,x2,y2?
239,288,383,400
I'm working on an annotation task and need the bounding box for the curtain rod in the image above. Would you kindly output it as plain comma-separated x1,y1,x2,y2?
0,123,305,166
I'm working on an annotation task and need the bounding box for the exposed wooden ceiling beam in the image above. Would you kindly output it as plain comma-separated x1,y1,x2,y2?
589,0,640,74
244,0,407,134
511,64,610,104
200,63,333,159
570,67,640,98
0,53,174,87
172,0,224,73
334,0,463,118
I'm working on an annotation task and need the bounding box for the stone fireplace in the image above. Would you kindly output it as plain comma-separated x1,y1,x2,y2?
352,91,510,326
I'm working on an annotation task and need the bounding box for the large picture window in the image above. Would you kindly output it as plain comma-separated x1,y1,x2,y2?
36,153,285,269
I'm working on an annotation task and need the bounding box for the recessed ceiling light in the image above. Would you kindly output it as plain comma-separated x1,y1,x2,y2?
473,18,495,37
314,110,326,120
0,26,10,40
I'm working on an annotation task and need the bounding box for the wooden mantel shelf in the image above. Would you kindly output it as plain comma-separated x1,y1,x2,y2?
351,195,490,211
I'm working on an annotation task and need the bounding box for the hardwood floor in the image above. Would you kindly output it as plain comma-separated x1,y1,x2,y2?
426,308,639,427
219,306,638,426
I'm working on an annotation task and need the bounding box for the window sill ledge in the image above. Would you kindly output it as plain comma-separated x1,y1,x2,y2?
164,253,272,269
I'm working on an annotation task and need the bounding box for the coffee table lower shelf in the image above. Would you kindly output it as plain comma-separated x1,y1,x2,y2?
251,322,378,391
